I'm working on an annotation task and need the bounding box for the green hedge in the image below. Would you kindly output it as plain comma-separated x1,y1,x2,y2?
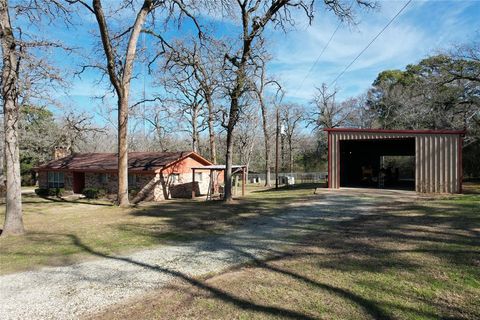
35,188,64,197
82,188,106,199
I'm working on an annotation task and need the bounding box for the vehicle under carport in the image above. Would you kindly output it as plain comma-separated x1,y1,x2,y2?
326,128,465,193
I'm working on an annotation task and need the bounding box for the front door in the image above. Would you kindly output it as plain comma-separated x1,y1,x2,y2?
72,172,85,194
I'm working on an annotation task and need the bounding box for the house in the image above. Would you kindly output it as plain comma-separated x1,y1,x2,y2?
325,128,465,193
34,150,214,201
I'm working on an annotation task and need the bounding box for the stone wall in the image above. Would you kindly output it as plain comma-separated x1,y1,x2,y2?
37,171,47,188
84,172,160,201
167,172,209,198
84,172,117,194
37,170,210,202
131,174,163,202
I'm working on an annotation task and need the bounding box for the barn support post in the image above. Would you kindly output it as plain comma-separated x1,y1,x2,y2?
327,130,331,188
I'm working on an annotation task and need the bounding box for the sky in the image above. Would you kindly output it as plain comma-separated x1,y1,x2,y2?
268,0,480,102
22,0,480,122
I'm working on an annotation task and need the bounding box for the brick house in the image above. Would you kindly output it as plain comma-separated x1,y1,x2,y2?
35,151,214,201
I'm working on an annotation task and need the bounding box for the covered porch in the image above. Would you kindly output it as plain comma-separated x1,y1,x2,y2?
191,165,247,200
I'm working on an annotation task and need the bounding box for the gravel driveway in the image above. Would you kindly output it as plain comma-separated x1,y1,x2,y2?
0,191,410,320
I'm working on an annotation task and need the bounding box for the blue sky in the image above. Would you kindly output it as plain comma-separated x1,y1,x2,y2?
33,0,480,120
268,0,480,102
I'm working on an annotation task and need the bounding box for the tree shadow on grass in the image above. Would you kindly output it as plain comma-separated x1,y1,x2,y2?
63,195,400,320
6,191,479,319
239,250,393,319
67,234,318,320
12,192,113,206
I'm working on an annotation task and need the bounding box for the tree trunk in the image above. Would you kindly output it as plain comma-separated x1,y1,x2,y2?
0,116,4,184
224,96,240,202
224,127,234,202
288,137,293,173
192,106,198,152
205,94,216,163
246,133,255,184
117,96,129,207
92,0,153,208
1,0,24,236
259,97,270,186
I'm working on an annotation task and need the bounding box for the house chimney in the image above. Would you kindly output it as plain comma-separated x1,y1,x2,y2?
52,146,70,160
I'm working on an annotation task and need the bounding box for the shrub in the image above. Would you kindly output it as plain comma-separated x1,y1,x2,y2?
35,188,49,197
82,188,106,199
55,188,65,197
35,188,64,197
129,188,140,198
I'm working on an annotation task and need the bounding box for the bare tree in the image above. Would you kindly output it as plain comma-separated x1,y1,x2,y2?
1,0,70,236
134,103,174,152
69,0,158,206
234,102,259,177
345,93,376,128
446,39,480,83
160,51,208,153
220,0,374,202
251,53,281,186
164,38,224,162
311,83,356,129
77,127,117,153
0,0,23,234
58,111,106,153
280,103,304,173
68,0,201,206
221,1,313,202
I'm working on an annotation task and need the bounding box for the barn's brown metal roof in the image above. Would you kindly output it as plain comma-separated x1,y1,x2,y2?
35,151,212,173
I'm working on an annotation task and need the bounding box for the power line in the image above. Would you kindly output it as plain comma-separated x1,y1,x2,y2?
297,21,342,91
329,0,412,87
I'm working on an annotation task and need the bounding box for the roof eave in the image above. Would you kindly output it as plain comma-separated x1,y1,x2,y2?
323,128,467,135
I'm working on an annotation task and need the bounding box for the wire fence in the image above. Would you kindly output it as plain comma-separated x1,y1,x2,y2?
248,172,328,185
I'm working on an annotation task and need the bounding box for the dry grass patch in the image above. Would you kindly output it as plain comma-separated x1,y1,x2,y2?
0,184,319,274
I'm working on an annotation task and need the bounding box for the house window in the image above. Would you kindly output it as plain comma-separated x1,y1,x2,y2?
48,172,65,188
128,174,136,186
194,172,203,182
98,173,108,184
171,173,180,183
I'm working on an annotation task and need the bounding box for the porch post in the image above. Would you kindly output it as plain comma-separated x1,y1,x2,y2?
242,167,246,196
192,168,196,199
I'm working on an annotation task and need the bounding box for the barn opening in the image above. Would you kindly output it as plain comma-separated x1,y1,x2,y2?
339,138,415,190
326,128,465,193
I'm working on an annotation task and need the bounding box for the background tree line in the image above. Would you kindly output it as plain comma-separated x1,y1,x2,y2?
6,41,479,185
1,0,478,235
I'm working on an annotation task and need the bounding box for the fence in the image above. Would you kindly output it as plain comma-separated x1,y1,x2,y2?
247,172,328,185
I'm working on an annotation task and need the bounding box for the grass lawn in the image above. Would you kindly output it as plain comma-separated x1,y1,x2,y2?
464,180,480,194
91,191,480,319
0,184,321,274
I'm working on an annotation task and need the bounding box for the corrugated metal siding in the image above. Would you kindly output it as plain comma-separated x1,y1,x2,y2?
328,131,463,193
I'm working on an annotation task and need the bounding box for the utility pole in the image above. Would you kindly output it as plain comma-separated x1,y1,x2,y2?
275,107,279,189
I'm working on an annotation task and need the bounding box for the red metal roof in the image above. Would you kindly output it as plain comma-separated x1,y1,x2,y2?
324,128,466,135
35,151,213,173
